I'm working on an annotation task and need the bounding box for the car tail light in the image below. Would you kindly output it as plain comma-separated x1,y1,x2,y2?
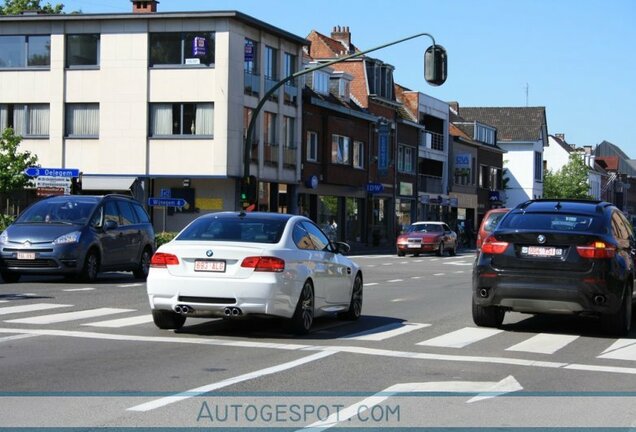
481,235,509,255
241,256,285,272
576,241,616,259
150,252,180,268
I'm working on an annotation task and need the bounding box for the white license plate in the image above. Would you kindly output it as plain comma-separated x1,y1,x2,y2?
524,246,561,257
17,252,35,260
194,260,226,272
408,244,421,248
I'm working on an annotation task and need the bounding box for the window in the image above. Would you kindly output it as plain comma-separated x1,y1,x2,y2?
149,32,215,66
0,35,50,68
397,144,414,173
534,151,543,181
353,140,364,169
339,79,350,100
0,103,49,137
264,46,277,80
306,131,318,162
116,201,137,226
244,38,258,74
331,134,350,165
244,38,259,96
149,103,214,136
283,52,296,85
264,112,277,163
66,34,99,67
283,116,296,166
475,124,496,145
312,70,329,95
365,61,394,99
65,103,99,137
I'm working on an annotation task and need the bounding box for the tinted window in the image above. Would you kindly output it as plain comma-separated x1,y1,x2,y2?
301,222,330,251
176,216,286,243
104,201,119,224
500,213,600,232
117,201,137,226
132,204,150,224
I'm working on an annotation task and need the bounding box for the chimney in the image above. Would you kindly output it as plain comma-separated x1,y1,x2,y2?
131,0,159,13
331,25,353,54
555,133,565,141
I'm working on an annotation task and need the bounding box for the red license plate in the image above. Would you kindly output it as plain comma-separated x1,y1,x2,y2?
194,260,226,272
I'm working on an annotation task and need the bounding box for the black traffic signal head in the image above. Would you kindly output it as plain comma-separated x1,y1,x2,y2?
424,44,447,86
240,175,257,209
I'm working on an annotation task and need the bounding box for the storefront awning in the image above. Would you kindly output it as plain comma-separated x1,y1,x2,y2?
81,176,137,191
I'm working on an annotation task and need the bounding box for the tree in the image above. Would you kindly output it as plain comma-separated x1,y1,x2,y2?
0,0,64,15
0,128,38,196
543,153,592,200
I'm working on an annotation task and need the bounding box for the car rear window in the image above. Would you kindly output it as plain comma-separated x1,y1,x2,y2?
499,213,601,232
176,217,286,243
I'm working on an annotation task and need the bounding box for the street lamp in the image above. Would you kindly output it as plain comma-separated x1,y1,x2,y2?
240,32,448,210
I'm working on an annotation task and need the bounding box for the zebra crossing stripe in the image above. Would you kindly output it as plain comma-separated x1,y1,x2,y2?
417,327,503,348
597,339,636,361
83,314,154,328
4,308,134,324
340,322,431,341
506,333,579,354
0,303,72,316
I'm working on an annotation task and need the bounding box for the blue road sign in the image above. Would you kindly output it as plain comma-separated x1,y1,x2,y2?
148,197,186,208
160,188,171,199
24,167,80,178
366,183,384,194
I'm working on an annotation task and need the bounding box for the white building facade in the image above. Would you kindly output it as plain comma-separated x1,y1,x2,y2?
0,3,306,231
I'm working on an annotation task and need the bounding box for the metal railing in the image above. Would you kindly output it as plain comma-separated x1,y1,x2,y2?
422,130,444,152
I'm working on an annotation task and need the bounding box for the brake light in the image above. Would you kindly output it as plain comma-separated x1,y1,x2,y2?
481,235,509,255
150,252,180,268
576,241,616,259
241,256,285,272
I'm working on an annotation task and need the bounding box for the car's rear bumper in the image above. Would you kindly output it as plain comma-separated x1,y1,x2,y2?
473,266,625,315
147,271,297,319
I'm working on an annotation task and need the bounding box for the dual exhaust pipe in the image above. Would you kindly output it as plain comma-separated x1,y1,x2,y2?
224,307,242,317
479,288,489,298
174,304,193,314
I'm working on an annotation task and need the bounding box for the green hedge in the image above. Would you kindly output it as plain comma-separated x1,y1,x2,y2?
155,231,177,247
0,214,15,232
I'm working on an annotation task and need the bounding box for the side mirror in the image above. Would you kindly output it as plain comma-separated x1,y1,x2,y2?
334,241,351,255
103,220,118,231
424,44,447,86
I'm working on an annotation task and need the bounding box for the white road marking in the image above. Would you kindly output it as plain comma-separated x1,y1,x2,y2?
63,288,95,292
400,261,409,264
83,314,154,328
506,333,579,354
339,322,431,341
417,327,503,348
0,303,71,316
444,261,473,266
0,334,40,343
413,259,423,263
382,263,392,266
5,308,134,324
387,279,403,283
597,339,636,361
411,276,422,279
128,351,335,412
365,264,377,268
364,282,378,287
391,298,406,302
301,376,523,430
0,300,8,303
454,270,465,274
433,273,445,276
430,258,440,262
117,283,143,288
12,328,636,376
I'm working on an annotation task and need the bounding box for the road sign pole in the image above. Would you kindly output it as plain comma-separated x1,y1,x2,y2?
163,207,166,233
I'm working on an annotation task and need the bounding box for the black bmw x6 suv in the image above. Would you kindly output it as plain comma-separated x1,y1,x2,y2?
473,199,635,335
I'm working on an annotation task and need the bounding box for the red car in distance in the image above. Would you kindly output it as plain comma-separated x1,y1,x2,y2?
396,221,457,257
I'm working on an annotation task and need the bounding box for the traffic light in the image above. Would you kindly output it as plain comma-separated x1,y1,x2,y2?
240,175,257,210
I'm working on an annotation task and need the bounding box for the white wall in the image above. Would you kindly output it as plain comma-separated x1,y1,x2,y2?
544,136,571,172
501,140,544,207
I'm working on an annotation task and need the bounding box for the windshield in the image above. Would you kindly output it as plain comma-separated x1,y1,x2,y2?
499,212,602,232
406,223,443,233
16,199,98,225
176,216,287,243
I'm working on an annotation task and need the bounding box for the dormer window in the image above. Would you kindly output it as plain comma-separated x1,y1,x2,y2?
329,71,352,101
313,70,329,95
365,60,394,99
339,79,350,101
474,123,496,145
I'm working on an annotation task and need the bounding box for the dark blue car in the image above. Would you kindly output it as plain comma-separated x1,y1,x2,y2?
0,194,155,282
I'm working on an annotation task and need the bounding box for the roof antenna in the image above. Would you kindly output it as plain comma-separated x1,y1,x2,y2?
525,83,529,107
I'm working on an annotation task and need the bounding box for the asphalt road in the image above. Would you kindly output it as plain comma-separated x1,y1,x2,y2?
1,250,636,429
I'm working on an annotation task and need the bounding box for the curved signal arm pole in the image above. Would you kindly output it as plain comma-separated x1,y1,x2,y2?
242,32,441,209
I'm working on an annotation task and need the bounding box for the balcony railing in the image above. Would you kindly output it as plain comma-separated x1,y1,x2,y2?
264,143,279,164
265,77,278,101
283,146,297,167
284,83,298,106
418,174,443,194
244,71,260,97
421,131,444,152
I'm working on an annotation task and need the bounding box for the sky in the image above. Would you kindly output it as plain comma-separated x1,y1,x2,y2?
54,0,636,157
